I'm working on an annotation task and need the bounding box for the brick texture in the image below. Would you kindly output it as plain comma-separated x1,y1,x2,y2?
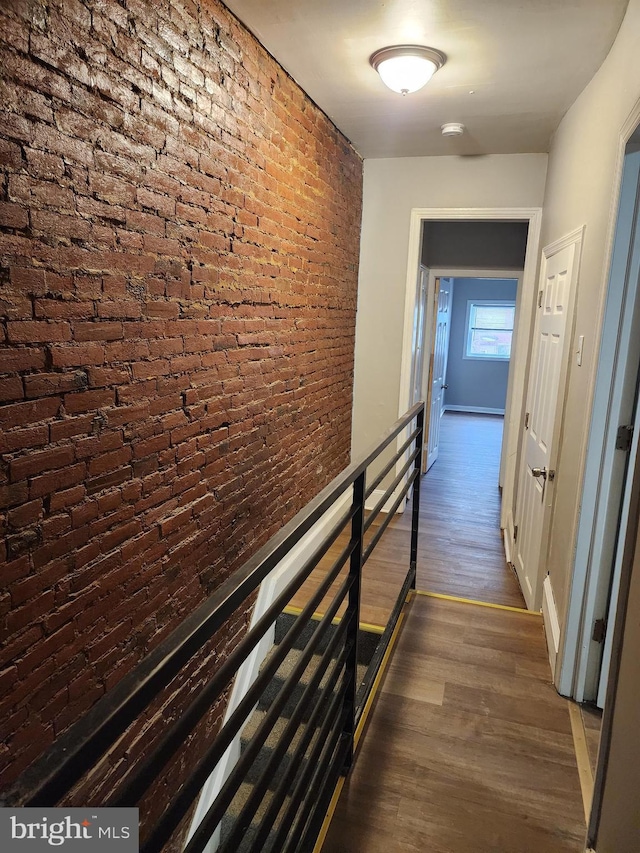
0,0,362,842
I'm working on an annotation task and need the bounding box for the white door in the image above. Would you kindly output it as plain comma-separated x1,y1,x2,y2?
514,237,580,609
425,278,452,471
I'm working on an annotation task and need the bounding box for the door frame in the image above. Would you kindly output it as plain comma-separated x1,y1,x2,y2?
416,269,523,475
397,208,543,546
410,264,430,408
424,275,453,472
558,106,640,700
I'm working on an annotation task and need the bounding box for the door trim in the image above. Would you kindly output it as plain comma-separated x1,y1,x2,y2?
397,208,542,542
557,98,640,700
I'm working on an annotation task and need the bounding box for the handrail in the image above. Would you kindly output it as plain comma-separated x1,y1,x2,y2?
9,401,425,853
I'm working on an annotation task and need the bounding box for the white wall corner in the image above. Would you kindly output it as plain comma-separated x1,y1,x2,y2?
542,574,561,679
364,487,406,514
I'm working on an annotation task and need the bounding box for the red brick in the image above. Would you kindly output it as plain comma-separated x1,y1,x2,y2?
136,186,175,217
97,301,142,319
24,370,88,398
0,377,24,403
29,462,86,499
10,569,60,619
87,447,132,476
86,466,132,495
7,321,72,344
49,414,94,442
10,446,76,483
50,343,105,368
5,592,56,638
72,322,124,342
33,300,95,320
64,388,115,414
0,397,61,430
0,425,49,454
0,348,47,374
49,484,86,512
0,202,28,229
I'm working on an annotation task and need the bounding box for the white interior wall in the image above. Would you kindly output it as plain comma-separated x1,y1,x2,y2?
525,1,640,848
538,0,640,646
351,154,548,462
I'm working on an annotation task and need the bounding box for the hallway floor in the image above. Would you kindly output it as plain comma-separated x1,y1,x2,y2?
321,594,587,853
291,411,524,624
315,412,586,852
413,412,525,608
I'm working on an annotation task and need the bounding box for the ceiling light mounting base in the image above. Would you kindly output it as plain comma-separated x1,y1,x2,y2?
370,45,447,95
441,122,465,137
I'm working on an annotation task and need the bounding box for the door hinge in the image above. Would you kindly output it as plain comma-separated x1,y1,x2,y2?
524,412,530,429
615,424,634,452
592,618,607,644
538,290,543,308
513,525,518,543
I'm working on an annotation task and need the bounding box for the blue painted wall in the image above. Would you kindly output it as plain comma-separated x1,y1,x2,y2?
445,278,518,411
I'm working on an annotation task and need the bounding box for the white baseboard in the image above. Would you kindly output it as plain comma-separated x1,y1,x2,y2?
365,487,406,514
502,526,512,565
504,511,515,563
542,575,560,680
186,489,352,852
445,405,505,415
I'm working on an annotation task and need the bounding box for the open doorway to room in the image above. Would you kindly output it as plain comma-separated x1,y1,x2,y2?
414,273,523,607
401,214,542,608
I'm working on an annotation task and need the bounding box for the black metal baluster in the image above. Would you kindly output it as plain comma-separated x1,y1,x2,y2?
410,404,425,589
341,470,366,773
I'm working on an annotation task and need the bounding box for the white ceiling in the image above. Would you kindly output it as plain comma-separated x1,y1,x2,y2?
224,0,629,158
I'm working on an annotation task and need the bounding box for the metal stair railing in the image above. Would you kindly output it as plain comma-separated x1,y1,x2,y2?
8,401,425,853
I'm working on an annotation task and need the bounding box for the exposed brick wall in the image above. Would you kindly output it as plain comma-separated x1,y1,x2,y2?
0,0,362,828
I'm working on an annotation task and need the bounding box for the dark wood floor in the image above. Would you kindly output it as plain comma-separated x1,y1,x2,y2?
291,411,525,625
322,595,586,853
311,412,584,853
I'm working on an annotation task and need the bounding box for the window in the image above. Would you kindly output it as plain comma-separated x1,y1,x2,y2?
465,301,515,360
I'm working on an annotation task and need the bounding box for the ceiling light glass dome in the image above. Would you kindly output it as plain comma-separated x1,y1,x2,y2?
370,45,446,95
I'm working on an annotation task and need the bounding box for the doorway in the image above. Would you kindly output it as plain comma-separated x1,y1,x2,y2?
398,210,543,591
411,272,523,606
417,274,520,471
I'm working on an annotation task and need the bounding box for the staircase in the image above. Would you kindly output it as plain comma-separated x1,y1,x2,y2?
216,611,380,853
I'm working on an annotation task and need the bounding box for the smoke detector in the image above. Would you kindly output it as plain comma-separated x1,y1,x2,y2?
441,122,465,137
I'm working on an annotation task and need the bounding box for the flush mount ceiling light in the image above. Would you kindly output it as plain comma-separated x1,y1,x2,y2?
370,45,446,95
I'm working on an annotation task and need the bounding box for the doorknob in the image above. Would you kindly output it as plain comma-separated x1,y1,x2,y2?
441,384,448,389
531,467,556,481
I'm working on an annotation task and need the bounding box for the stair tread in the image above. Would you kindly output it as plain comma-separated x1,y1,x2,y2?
218,615,380,852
